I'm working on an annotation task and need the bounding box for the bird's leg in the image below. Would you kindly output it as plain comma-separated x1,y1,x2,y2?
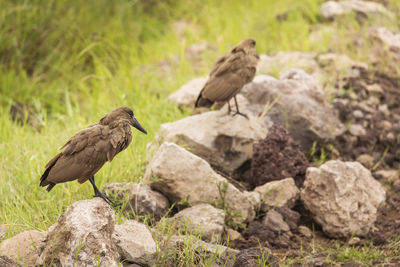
233,96,248,118
227,100,231,115
89,176,116,206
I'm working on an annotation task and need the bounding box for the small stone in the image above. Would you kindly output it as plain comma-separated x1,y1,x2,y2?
262,210,290,232
356,154,374,169
349,124,366,136
348,237,361,246
379,120,392,131
353,110,364,119
233,247,278,267
375,169,399,184
226,229,241,242
254,178,300,210
298,225,312,238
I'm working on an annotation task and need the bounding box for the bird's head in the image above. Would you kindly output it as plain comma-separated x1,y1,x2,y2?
100,107,147,134
232,38,259,59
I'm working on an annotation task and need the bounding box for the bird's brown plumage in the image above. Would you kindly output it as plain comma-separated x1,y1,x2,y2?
195,38,259,108
40,107,146,192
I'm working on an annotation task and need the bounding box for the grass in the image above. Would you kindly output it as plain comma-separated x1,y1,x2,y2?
1,0,400,266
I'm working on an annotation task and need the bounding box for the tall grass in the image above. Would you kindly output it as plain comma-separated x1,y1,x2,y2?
0,0,398,241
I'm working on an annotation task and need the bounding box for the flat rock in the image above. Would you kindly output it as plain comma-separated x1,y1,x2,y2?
301,160,386,238
103,182,169,220
113,220,156,265
145,142,255,223
168,77,207,107
0,230,46,266
171,203,225,241
241,71,345,152
320,1,393,19
36,198,119,267
152,110,267,175
253,178,300,210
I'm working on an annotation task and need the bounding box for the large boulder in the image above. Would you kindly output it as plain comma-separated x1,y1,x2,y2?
249,125,308,187
112,220,156,265
36,198,119,267
241,70,345,152
301,160,386,238
103,182,170,221
253,178,300,211
171,203,225,241
145,142,255,223
167,77,207,107
0,230,46,266
320,1,393,19
151,110,267,176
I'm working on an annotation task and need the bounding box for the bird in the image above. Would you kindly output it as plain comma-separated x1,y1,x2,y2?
39,107,147,205
195,38,259,117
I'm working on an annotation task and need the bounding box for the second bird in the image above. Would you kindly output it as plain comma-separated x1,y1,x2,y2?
195,38,259,116
39,107,147,205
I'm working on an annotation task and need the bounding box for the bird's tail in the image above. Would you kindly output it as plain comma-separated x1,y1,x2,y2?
195,95,213,108
40,154,61,192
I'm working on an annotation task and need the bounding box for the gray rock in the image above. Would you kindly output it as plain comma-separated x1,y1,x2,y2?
103,182,169,220
320,1,393,19
262,210,290,233
241,71,345,152
36,198,119,267
348,237,361,246
233,247,278,267
172,203,225,241
145,142,255,223
301,160,386,238
298,225,312,238
0,230,46,266
168,77,207,107
253,178,300,211
349,124,367,136
0,256,21,267
113,220,156,265
152,110,267,175
356,154,374,169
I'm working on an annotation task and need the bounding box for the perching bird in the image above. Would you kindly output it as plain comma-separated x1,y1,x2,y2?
195,38,259,116
40,107,147,205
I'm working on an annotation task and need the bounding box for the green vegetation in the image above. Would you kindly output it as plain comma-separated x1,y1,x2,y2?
1,0,400,265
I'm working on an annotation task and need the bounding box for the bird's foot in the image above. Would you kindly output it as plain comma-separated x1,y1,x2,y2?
93,192,118,206
232,111,249,119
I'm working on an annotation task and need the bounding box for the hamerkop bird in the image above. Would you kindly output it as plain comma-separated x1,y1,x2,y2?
40,107,147,205
195,38,259,116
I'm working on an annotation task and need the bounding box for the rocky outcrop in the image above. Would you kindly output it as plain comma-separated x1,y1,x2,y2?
151,110,266,175
0,230,46,266
320,1,393,19
103,182,170,220
301,160,386,238
168,77,207,107
241,70,345,152
145,142,255,223
36,198,119,267
249,125,308,187
113,220,156,266
171,203,225,241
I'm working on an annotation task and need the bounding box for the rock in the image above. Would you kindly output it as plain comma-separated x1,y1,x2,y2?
301,160,386,238
0,256,21,267
166,235,238,266
0,230,46,266
171,203,225,241
233,247,278,267
320,1,393,19
298,225,312,238
102,182,169,220
113,220,156,265
226,229,241,242
145,142,255,223
262,209,291,232
37,198,119,267
241,71,345,152
274,207,301,232
375,169,400,184
348,237,361,246
152,110,266,176
253,177,300,210
356,154,374,169
249,125,309,187
368,27,400,54
168,77,207,107
349,124,367,136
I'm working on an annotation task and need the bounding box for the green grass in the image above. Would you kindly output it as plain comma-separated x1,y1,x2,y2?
1,0,400,265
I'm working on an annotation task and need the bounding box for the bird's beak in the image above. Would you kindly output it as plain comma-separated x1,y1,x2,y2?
254,50,260,59
131,117,147,134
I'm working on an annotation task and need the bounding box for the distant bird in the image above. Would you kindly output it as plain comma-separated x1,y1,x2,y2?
40,107,147,205
195,38,259,116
